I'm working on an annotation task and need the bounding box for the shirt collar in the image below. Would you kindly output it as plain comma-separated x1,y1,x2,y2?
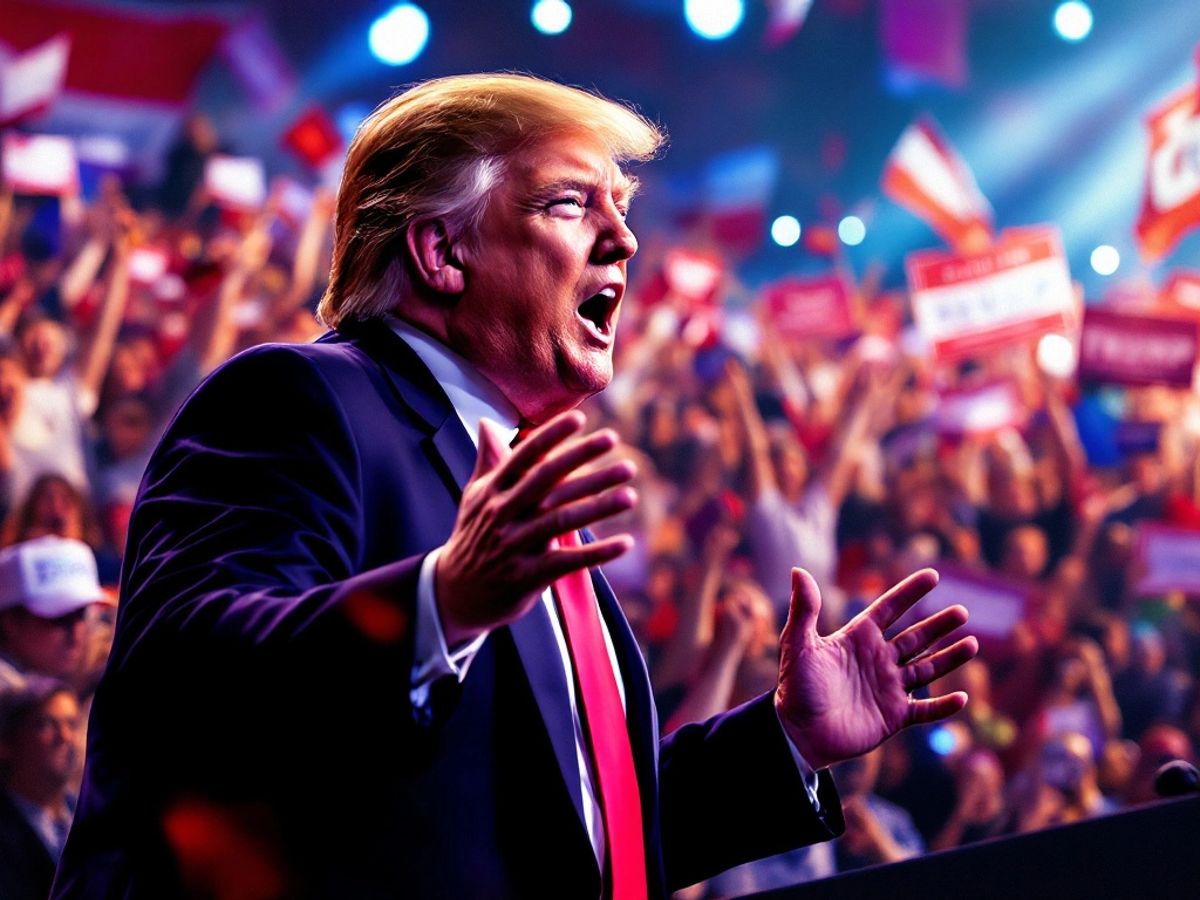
387,317,520,449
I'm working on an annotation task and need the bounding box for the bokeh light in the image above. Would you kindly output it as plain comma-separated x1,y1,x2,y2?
1054,2,1093,42
1090,244,1120,276
531,0,572,35
838,215,866,246
684,0,745,41
368,4,430,66
770,215,802,247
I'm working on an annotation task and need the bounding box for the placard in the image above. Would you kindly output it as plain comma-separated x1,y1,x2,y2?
1077,307,1198,388
2,133,78,195
203,154,267,211
908,564,1031,651
936,381,1024,437
762,275,856,340
1136,523,1200,595
907,226,1074,361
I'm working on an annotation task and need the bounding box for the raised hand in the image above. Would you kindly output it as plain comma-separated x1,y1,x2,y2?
435,410,637,646
775,568,978,772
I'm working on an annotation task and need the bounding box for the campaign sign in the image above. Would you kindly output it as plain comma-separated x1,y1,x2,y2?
204,155,267,211
763,275,856,340
2,134,78,195
936,381,1024,437
906,564,1030,652
907,227,1074,361
1077,307,1198,388
1136,523,1200,596
1165,271,1200,313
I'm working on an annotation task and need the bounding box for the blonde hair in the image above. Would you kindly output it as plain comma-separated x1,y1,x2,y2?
318,72,665,328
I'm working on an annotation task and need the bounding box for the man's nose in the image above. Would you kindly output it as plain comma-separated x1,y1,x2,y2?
594,209,638,264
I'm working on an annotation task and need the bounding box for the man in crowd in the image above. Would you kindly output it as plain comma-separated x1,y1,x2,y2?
54,73,976,899
0,536,106,693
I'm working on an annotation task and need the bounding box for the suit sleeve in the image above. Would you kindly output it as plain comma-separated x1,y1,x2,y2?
113,344,423,711
658,691,844,891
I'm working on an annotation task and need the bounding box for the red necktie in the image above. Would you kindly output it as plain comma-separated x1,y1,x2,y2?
552,530,647,900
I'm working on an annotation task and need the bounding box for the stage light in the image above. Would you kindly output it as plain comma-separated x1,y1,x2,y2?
1054,2,1093,42
1037,333,1077,379
838,215,865,246
531,0,572,34
1090,244,1120,276
369,3,430,66
684,0,745,41
771,215,801,247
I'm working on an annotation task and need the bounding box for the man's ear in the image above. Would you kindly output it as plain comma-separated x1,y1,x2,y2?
406,218,466,296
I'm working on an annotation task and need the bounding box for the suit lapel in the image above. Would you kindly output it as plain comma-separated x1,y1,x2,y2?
339,321,592,837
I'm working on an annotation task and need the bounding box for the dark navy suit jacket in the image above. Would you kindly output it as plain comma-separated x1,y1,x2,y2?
51,322,841,899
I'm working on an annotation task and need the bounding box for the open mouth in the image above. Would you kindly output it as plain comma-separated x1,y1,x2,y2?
577,287,619,342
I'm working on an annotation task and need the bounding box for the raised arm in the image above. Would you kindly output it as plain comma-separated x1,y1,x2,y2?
74,222,131,410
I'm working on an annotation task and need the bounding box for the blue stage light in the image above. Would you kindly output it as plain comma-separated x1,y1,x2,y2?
368,3,430,66
838,215,866,246
684,0,745,41
771,215,802,247
1054,2,1093,42
531,0,572,35
1090,244,1120,276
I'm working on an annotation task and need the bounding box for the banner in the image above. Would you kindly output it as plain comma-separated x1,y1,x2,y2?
1077,307,1198,388
762,275,857,340
909,564,1030,652
1136,523,1200,595
907,226,1075,361
1135,78,1200,262
0,33,69,126
883,117,992,252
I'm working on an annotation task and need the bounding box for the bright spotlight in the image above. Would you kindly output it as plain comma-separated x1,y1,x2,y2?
771,215,801,247
1090,244,1120,276
1037,333,1077,379
369,3,430,66
838,215,866,246
1053,2,1093,42
531,0,572,34
684,0,745,41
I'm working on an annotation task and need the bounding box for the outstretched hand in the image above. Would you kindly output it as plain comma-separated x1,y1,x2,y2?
775,568,978,772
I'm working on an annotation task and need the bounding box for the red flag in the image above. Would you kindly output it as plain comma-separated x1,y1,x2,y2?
281,107,343,169
0,33,70,126
1135,80,1200,263
882,117,993,253
0,0,228,178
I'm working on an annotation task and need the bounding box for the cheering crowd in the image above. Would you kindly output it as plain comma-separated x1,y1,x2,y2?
0,113,1197,899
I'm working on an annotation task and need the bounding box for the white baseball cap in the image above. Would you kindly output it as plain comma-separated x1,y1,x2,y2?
0,536,106,618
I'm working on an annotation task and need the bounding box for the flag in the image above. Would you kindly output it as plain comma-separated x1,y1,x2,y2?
882,117,993,252
220,15,296,114
1135,79,1200,263
703,146,779,254
880,0,968,92
0,0,229,180
281,106,343,169
0,33,70,126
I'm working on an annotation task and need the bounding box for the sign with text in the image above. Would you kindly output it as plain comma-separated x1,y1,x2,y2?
936,381,1025,437
1136,82,1200,262
1077,307,1198,388
763,274,857,340
907,227,1075,361
1136,523,1200,595
203,154,267,211
2,133,78,195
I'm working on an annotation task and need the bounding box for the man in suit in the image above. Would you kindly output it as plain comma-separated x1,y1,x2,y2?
53,73,976,899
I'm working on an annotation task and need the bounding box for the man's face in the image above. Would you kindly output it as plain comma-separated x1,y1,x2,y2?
447,131,638,423
3,690,80,792
0,607,88,677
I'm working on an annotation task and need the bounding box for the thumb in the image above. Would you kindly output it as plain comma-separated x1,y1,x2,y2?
474,417,512,476
783,567,822,642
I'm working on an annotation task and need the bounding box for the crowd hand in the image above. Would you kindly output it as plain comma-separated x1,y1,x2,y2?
711,591,758,658
775,568,978,772
435,410,638,647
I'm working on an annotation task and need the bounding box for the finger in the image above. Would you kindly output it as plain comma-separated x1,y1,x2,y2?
513,486,638,547
504,429,621,513
906,691,968,727
857,568,939,633
494,410,585,488
783,568,821,641
539,459,637,511
536,534,635,583
891,604,969,664
903,636,979,691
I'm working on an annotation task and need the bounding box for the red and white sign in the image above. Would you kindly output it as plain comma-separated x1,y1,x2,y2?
883,118,992,253
663,248,725,306
1165,271,1200,313
911,564,1030,652
1136,80,1200,262
762,275,857,340
1078,307,1198,388
907,227,1075,361
936,381,1025,437
0,32,69,126
1136,523,1200,595
2,133,77,195
204,155,267,212
703,146,778,254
